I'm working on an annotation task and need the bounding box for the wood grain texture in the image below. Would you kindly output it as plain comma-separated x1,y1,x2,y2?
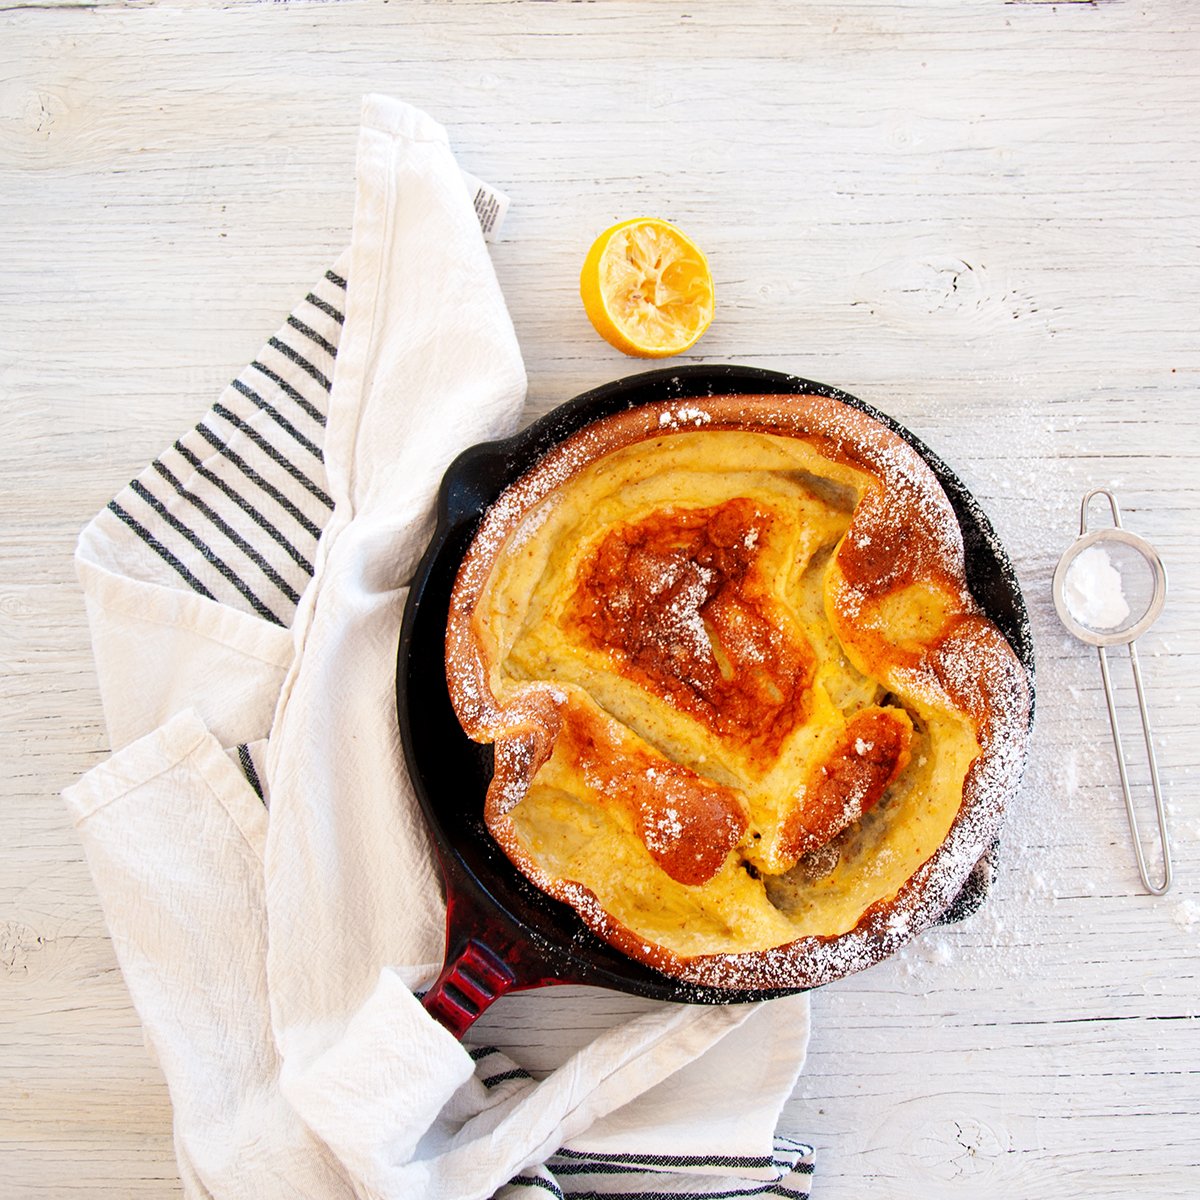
2,1,1197,1196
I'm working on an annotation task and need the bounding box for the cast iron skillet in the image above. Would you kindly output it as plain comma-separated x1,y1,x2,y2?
395,365,1035,1037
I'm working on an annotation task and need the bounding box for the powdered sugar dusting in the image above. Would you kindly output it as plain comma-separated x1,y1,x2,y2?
658,562,717,679
445,391,1033,993
642,804,685,854
659,405,713,429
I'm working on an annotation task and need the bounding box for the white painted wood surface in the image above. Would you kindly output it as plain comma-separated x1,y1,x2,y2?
2,1,1198,1196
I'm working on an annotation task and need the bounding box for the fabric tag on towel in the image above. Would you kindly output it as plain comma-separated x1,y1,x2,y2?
461,170,510,241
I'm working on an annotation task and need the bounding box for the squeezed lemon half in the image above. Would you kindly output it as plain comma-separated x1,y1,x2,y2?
580,218,715,358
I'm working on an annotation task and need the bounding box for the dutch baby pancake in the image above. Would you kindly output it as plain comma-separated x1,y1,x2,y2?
445,394,1030,990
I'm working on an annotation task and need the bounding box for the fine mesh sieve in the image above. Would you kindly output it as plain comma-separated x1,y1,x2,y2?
1052,488,1171,895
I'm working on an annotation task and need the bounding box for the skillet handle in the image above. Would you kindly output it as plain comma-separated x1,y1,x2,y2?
421,872,570,1037
422,937,518,1038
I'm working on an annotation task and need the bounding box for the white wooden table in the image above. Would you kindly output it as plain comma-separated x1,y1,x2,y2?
3,2,1198,1196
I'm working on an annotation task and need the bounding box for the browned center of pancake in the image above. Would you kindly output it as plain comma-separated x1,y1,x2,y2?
567,498,815,757
782,706,914,861
552,696,747,886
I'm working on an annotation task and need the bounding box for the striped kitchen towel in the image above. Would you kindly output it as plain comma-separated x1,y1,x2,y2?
66,96,816,1200
84,261,345,761
79,251,815,1200
503,1138,816,1199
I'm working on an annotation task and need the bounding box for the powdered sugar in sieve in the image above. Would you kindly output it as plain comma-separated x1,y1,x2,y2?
1052,488,1171,895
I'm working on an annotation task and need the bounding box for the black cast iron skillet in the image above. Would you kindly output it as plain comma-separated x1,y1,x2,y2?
395,365,1035,1037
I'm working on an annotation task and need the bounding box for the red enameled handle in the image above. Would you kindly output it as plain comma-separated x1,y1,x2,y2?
422,937,518,1038
421,867,570,1037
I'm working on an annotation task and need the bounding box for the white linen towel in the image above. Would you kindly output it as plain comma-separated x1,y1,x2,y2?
64,96,815,1200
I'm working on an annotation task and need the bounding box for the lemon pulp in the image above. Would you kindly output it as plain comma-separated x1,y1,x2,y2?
580,218,715,358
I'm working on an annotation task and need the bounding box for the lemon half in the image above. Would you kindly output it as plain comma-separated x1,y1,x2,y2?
580,218,715,358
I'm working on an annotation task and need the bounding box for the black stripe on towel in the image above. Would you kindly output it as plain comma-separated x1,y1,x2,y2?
267,335,331,392
305,292,345,325
150,461,301,605
536,1184,807,1200
194,424,326,537
481,1068,532,1089
237,744,265,802
779,1163,814,1177
287,314,339,360
553,1157,814,1188
505,1177,565,1199
772,1139,816,1172
248,359,328,426
230,379,325,462
553,1149,779,1171
551,1161,661,1177
173,442,315,576
325,268,348,290
210,404,334,508
550,1162,810,1184
127,479,284,627
106,500,217,600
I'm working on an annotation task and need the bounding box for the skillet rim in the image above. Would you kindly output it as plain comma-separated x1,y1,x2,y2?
396,364,1035,1004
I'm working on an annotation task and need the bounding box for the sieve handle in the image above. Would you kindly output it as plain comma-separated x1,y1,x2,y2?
1096,643,1172,895
1080,486,1123,535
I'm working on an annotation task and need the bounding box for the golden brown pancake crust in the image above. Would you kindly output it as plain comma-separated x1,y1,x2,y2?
445,394,1031,991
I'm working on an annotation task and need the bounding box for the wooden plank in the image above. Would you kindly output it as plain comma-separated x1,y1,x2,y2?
2,1,1198,1196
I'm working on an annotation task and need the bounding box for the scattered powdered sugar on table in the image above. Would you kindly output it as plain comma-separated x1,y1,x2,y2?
1173,899,1200,930
817,373,1101,984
